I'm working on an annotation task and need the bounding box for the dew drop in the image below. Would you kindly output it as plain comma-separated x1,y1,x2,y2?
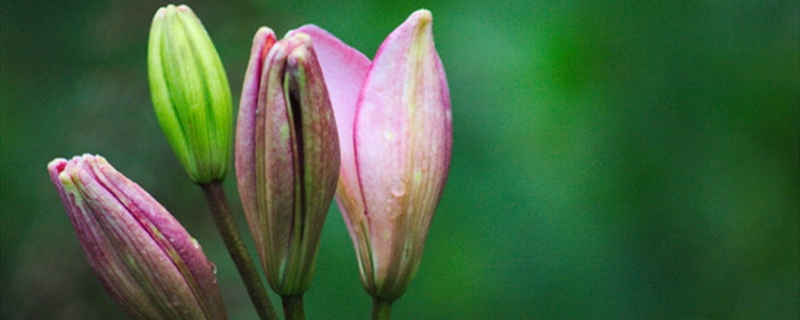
210,262,217,275
191,238,201,249
390,178,405,197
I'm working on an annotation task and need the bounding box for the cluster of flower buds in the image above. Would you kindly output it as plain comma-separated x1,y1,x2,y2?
49,4,450,318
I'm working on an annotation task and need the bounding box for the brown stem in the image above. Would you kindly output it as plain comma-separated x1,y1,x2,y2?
371,297,393,320
281,294,306,320
201,181,278,320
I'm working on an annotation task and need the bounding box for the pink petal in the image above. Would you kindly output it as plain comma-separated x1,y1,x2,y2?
353,9,452,285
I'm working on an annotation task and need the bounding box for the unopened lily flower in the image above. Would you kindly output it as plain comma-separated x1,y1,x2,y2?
148,4,233,184
48,154,227,320
288,9,452,303
236,28,340,297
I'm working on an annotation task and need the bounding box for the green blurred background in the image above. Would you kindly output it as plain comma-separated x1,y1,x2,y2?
1,0,797,319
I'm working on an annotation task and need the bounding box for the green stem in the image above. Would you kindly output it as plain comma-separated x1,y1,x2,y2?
201,181,278,320
371,297,393,320
281,294,306,320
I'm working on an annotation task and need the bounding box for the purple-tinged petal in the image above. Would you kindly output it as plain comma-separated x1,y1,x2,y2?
94,157,227,319
255,36,298,283
236,27,276,261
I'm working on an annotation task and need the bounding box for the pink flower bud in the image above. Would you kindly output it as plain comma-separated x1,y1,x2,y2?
48,155,227,319
236,28,340,295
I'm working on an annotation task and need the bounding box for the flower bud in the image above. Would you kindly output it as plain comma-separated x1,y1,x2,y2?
48,154,227,319
290,9,451,301
148,4,233,184
235,29,339,295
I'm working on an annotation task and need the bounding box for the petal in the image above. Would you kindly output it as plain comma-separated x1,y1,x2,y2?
288,25,371,229
256,37,300,283
236,27,276,260
95,157,226,319
282,33,340,294
353,9,452,297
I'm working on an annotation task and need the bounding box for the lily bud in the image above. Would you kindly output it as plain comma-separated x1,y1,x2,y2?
235,28,340,296
148,4,233,184
48,154,227,320
289,9,451,301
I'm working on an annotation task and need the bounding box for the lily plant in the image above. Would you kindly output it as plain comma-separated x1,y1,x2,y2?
48,5,450,320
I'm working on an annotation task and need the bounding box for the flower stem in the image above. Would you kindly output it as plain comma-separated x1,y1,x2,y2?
281,294,306,320
200,181,278,320
371,297,393,320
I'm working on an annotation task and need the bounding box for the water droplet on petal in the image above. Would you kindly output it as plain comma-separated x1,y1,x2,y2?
191,238,201,249
390,178,405,197
210,262,217,275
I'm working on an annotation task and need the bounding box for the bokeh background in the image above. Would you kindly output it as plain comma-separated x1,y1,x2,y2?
2,0,797,319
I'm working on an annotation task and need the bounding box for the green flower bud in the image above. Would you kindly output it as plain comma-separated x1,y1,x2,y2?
148,4,233,184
